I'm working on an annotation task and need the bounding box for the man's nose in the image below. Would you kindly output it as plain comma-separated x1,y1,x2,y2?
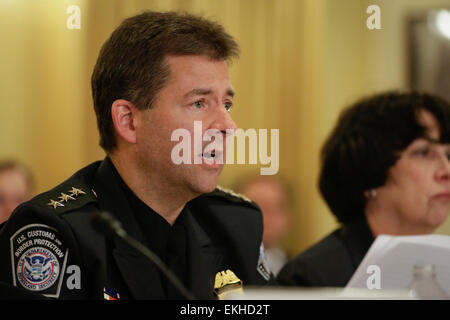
211,105,237,136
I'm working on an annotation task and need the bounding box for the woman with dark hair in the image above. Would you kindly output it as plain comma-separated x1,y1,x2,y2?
277,91,450,287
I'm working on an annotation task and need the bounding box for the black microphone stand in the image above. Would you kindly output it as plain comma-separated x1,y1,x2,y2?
91,211,196,300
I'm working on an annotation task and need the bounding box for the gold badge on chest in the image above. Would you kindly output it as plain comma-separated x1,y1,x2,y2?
214,269,243,300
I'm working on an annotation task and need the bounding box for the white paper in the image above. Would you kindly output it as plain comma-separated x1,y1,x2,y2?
346,234,450,295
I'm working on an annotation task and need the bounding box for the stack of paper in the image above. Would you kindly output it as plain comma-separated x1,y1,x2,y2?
346,234,450,295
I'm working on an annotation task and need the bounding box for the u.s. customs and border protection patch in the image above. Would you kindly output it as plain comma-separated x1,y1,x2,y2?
10,224,68,298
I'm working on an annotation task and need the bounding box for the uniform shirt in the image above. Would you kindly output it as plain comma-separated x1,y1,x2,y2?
112,160,188,299
0,158,273,299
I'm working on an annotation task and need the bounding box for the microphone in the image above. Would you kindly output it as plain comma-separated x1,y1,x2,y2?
91,211,196,300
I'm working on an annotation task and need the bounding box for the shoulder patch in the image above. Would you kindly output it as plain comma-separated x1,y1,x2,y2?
10,224,68,298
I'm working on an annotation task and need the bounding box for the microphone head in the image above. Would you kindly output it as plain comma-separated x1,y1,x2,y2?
90,211,126,238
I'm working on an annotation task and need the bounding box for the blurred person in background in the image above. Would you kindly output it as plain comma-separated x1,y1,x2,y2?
278,91,450,287
0,160,33,224
237,175,292,275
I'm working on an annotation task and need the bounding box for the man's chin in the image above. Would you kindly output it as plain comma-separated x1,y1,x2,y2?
191,175,219,195
181,164,222,198
196,181,218,195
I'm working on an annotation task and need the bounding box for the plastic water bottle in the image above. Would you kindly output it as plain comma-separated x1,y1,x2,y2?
408,265,449,300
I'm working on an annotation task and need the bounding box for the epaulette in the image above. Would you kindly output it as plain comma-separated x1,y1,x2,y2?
33,181,98,215
215,186,252,203
201,186,260,210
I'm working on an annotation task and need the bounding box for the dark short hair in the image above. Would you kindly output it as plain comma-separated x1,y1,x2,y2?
319,91,450,223
91,11,240,152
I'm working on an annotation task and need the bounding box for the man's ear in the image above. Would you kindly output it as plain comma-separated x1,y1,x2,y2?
111,99,138,144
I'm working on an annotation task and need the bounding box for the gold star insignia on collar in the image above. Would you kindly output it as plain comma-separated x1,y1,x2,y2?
69,187,86,197
47,199,64,209
58,192,75,202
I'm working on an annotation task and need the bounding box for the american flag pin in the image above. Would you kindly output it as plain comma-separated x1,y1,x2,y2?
103,287,120,300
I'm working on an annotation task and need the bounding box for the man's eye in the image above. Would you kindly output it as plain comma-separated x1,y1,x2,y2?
193,101,203,109
224,102,232,112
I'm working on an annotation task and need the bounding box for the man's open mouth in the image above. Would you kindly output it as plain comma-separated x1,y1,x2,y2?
201,149,223,165
202,149,216,160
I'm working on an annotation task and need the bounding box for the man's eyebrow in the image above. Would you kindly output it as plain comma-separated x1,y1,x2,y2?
226,88,235,98
183,88,235,98
184,88,212,98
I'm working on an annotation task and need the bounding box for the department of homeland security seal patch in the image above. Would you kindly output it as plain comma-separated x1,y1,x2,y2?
10,224,68,298
17,247,60,291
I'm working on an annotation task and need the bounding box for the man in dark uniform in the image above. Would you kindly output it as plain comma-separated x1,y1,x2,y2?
0,11,272,299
